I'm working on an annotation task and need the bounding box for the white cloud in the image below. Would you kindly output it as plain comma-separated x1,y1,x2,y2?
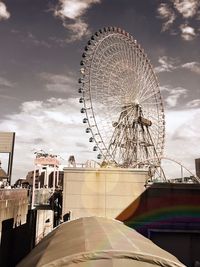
64,19,90,42
186,99,200,108
157,0,200,41
154,56,178,73
180,24,197,40
161,85,188,108
157,3,176,31
1,97,199,183
54,0,101,41
0,1,10,21
40,72,76,93
182,61,200,74
174,0,200,18
0,98,94,182
55,0,97,20
164,108,200,177
155,57,200,75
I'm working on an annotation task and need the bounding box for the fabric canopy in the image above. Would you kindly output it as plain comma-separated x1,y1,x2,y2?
17,216,186,267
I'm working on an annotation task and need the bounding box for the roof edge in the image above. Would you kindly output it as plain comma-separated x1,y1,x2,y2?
42,250,185,267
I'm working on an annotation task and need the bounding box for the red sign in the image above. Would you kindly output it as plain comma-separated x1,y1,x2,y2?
34,156,60,166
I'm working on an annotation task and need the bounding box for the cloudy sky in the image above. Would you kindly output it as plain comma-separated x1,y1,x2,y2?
0,0,199,182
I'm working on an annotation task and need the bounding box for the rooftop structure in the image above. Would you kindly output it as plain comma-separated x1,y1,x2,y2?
17,216,185,267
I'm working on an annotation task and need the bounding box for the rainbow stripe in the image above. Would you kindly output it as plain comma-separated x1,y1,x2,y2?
117,187,200,233
125,205,200,227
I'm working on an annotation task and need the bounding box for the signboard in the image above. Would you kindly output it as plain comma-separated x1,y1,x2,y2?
0,132,15,153
35,156,60,166
0,132,15,184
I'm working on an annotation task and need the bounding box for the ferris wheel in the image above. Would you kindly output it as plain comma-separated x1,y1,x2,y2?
78,26,165,168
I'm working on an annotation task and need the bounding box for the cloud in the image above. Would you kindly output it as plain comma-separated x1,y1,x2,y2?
180,24,197,40
1,97,199,182
11,30,53,48
0,1,10,21
54,0,96,19
182,61,200,74
54,0,101,42
157,3,176,31
0,76,13,87
26,32,51,48
157,0,200,41
154,56,178,73
164,108,200,177
174,0,200,18
160,85,188,108
186,99,200,108
40,72,76,94
0,94,17,100
155,57,200,75
0,76,16,100
0,97,94,181
63,19,90,42
48,36,68,47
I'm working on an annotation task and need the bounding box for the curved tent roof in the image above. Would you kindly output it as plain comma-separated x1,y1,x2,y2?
17,216,185,267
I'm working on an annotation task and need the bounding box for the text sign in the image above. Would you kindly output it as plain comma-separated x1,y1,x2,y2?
0,132,15,153
35,156,60,166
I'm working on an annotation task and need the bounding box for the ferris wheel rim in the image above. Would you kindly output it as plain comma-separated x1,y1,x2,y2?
79,26,165,166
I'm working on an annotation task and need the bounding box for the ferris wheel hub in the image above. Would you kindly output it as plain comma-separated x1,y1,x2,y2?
134,99,140,105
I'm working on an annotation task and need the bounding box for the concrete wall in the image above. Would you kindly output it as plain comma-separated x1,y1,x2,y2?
35,209,54,244
0,189,28,242
63,167,148,219
0,189,31,266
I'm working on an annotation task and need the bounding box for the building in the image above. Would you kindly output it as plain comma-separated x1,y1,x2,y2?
23,168,64,189
25,169,40,187
117,183,200,267
62,167,148,219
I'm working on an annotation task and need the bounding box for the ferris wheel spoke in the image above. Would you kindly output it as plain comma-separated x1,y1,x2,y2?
140,90,159,103
79,27,165,167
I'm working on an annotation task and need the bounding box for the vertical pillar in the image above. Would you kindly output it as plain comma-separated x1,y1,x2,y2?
56,168,59,187
45,167,49,187
31,165,36,209
181,165,184,183
53,165,56,192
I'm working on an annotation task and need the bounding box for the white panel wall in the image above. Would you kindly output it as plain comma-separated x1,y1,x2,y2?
63,168,148,220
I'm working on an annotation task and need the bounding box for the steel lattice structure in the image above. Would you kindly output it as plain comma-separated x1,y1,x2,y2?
79,26,165,168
